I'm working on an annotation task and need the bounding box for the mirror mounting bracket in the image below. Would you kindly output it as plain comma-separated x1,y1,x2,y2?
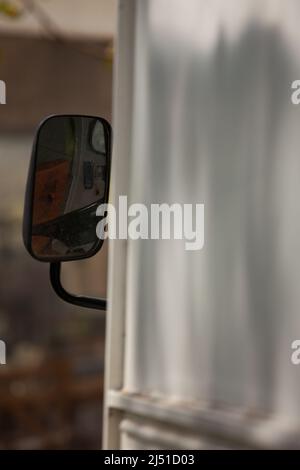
50,262,106,310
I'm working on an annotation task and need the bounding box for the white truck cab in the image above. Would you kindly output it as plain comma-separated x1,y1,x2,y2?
103,0,300,450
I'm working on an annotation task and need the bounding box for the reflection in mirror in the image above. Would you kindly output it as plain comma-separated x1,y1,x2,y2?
31,116,108,260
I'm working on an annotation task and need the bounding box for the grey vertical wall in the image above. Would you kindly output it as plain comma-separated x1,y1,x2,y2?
123,0,300,424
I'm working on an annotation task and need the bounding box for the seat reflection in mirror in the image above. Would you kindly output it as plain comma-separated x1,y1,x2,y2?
31,116,108,259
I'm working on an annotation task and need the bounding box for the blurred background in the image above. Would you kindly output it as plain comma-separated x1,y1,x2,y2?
0,0,116,449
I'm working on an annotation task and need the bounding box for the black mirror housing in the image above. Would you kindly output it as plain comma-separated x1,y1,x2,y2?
23,114,111,263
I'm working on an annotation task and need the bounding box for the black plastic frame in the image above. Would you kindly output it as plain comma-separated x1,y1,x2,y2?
23,114,112,263
50,262,106,310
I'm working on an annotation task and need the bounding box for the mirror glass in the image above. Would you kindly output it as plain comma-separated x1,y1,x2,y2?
30,115,109,260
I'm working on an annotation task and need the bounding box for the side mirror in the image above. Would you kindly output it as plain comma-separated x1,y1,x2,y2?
23,115,112,309
23,115,111,262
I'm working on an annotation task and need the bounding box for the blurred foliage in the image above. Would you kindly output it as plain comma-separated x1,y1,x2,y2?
0,0,23,18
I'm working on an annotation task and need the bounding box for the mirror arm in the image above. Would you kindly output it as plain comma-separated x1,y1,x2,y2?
50,262,107,310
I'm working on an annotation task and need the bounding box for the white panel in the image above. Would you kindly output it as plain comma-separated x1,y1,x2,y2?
120,418,236,450
103,0,136,449
123,0,300,422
